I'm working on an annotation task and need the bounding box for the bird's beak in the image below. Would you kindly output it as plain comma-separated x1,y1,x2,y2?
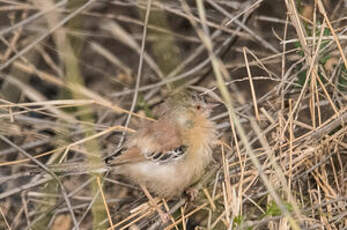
206,103,221,110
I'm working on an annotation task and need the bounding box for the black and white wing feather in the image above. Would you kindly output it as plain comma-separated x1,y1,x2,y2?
145,145,188,164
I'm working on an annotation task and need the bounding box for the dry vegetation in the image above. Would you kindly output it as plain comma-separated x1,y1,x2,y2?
0,0,346,229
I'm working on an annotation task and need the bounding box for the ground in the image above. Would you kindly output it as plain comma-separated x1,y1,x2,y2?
0,0,346,229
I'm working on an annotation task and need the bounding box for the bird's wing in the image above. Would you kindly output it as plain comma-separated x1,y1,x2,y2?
105,119,187,166
144,144,187,163
105,146,145,166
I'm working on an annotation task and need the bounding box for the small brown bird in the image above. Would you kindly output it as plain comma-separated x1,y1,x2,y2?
105,94,218,199
35,94,218,201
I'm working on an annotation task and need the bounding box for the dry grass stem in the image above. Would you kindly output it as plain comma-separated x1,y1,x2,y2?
1,0,345,229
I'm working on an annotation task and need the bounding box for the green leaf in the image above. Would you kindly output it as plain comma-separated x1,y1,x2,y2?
265,201,293,217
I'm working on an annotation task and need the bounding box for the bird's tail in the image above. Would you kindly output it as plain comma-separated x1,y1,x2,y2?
31,162,108,175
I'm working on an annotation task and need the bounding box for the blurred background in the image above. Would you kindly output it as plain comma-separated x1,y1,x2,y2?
0,0,346,229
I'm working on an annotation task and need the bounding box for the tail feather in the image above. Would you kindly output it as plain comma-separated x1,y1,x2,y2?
31,162,108,175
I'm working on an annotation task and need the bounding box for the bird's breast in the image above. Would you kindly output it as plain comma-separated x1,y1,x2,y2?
122,151,208,198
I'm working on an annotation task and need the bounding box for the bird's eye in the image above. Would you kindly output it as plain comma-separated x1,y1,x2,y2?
196,105,201,110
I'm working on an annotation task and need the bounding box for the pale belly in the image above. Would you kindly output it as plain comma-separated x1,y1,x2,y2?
123,159,203,199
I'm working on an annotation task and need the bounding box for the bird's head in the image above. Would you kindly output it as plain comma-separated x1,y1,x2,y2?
168,94,218,130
